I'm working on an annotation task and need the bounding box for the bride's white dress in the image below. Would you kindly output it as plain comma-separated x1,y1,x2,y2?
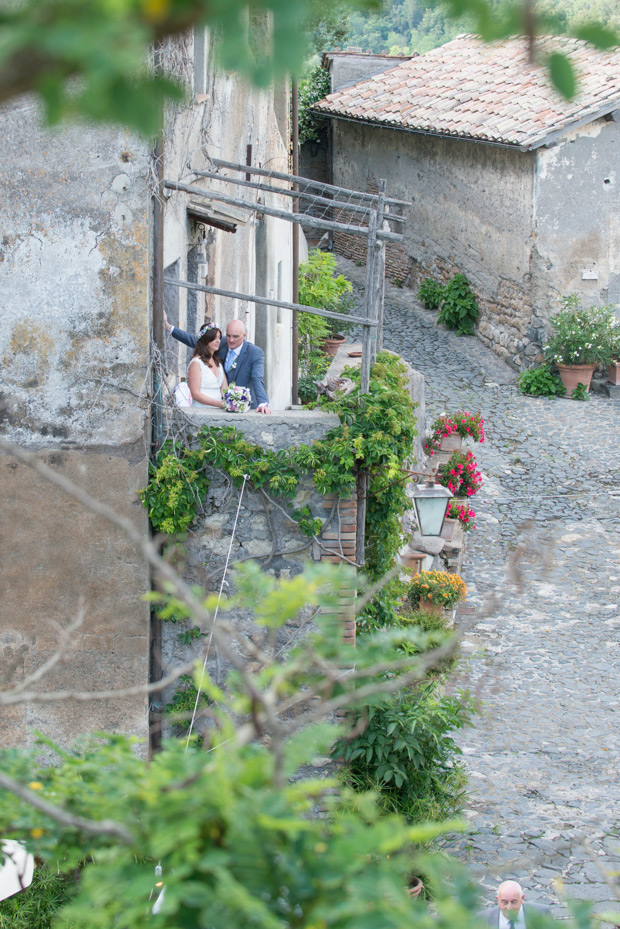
189,358,225,407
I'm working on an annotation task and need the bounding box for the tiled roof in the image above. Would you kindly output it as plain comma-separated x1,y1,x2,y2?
313,34,620,150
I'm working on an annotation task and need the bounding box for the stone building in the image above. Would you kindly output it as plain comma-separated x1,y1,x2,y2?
0,22,293,748
313,34,620,368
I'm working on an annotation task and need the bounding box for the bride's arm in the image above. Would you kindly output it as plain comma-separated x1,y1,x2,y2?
188,359,225,408
220,367,228,395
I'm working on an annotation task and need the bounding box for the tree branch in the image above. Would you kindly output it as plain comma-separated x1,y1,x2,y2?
0,771,133,844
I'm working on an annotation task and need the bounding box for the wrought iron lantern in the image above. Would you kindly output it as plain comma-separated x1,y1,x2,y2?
412,481,453,537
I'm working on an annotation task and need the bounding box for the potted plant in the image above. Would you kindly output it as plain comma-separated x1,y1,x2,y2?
436,449,483,498
607,326,620,386
441,500,477,539
298,249,354,358
424,410,485,455
405,569,466,614
543,294,617,394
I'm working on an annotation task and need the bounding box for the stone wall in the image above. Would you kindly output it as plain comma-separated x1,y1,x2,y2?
330,119,537,368
158,410,358,732
0,98,152,748
328,116,620,369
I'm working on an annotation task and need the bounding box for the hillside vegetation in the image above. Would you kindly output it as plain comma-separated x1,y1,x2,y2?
344,0,620,56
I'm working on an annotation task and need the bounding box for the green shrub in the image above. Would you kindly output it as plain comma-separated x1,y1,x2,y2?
517,364,565,397
418,277,445,310
298,249,354,340
437,273,479,335
335,683,473,822
390,607,455,660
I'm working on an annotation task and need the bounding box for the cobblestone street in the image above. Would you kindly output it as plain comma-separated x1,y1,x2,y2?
340,257,620,923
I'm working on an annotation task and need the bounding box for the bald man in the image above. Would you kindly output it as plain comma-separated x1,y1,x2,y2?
477,881,552,927
165,314,271,413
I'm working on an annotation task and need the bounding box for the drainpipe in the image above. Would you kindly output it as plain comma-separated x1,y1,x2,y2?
150,39,165,753
291,78,299,405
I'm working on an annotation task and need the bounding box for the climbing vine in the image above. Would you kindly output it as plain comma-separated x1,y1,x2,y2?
140,353,418,735
141,354,417,575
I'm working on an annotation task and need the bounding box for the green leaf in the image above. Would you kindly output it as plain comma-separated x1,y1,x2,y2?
547,52,576,100
573,23,619,50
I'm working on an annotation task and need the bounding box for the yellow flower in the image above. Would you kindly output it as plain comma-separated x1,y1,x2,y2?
30,828,44,839
28,781,43,791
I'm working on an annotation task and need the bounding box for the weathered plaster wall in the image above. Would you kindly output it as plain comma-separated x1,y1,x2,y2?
534,117,620,316
0,98,151,747
162,29,293,409
330,120,537,367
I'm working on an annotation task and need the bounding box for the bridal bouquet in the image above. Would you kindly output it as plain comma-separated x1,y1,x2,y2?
224,385,252,413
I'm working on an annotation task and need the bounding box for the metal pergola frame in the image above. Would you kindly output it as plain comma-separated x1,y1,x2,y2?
161,157,411,565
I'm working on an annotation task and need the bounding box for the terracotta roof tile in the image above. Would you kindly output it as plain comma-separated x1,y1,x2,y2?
313,34,620,148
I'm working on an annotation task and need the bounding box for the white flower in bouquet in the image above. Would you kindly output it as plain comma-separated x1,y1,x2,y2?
224,385,252,413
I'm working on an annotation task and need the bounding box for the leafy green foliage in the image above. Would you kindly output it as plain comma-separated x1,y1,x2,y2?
335,683,474,822
437,274,479,336
292,505,324,537
357,577,409,634
517,364,565,397
0,0,375,133
165,674,209,734
418,277,446,310
344,0,619,99
0,864,79,929
139,441,210,535
308,352,418,578
304,0,354,57
0,561,479,929
298,248,355,339
298,64,331,144
571,382,590,401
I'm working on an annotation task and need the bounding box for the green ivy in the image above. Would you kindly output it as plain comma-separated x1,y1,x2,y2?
139,442,210,535
297,64,331,144
141,354,418,582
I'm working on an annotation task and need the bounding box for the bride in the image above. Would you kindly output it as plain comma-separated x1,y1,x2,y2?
187,327,228,409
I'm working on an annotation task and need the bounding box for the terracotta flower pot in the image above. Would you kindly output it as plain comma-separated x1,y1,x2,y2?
420,599,444,616
407,877,424,898
440,518,457,541
556,363,596,394
400,551,425,574
607,362,620,386
439,433,462,452
322,335,346,357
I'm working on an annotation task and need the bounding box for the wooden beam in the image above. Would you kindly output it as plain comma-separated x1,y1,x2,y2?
164,179,404,243
163,277,377,327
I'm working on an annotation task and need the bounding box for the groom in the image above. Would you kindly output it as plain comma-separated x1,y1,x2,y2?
165,313,271,413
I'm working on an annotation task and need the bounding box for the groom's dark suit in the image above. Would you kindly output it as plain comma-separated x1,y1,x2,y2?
477,903,552,927
170,326,269,410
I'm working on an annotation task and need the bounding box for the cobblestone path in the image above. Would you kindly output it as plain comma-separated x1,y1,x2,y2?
340,257,620,923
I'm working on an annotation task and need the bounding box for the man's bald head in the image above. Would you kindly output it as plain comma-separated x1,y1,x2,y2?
497,881,525,918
